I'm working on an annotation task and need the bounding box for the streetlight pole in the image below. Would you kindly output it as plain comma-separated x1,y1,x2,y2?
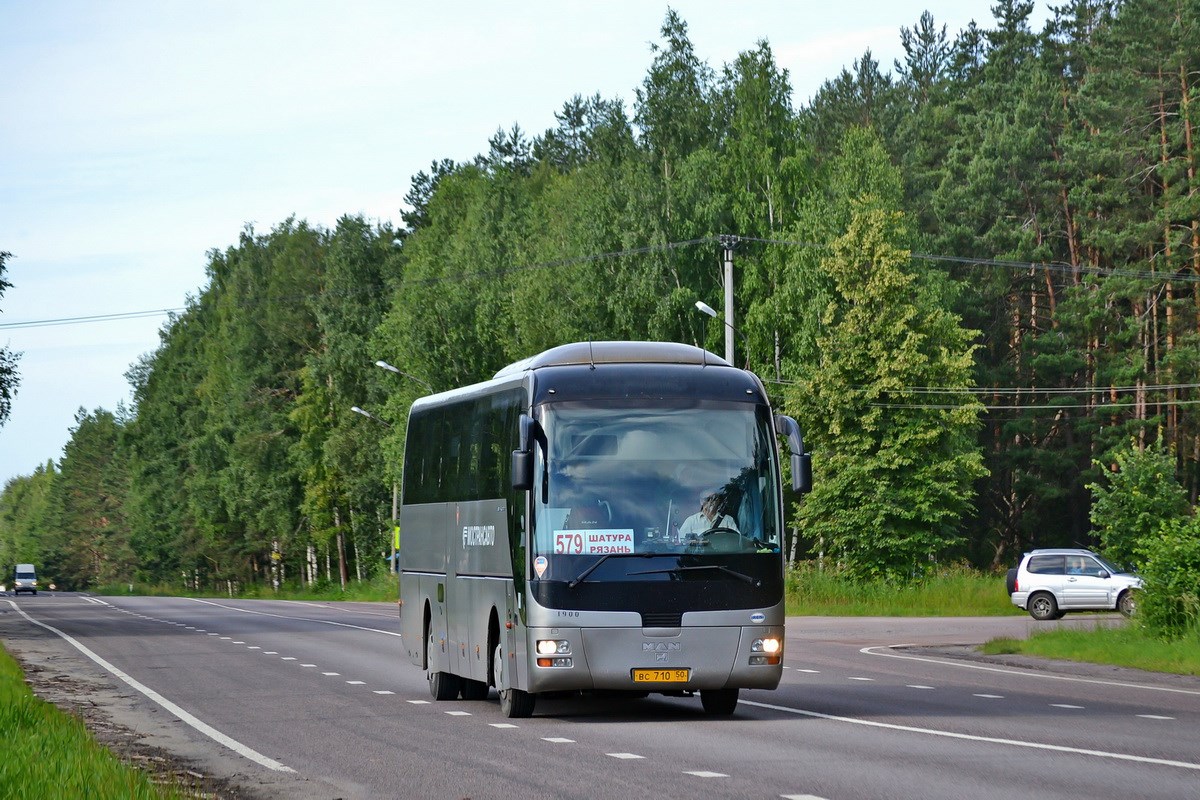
694,300,749,368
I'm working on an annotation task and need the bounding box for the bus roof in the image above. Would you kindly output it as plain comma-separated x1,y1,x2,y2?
493,341,729,379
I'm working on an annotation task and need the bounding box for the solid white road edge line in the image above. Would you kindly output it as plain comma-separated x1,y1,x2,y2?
5,600,294,773
860,644,1200,696
739,698,1200,771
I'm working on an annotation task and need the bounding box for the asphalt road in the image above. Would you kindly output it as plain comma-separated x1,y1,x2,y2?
2,593,1197,800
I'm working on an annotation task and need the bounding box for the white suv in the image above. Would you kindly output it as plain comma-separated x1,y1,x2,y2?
1008,548,1141,621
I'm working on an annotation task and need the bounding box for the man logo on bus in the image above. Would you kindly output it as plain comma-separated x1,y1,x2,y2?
643,642,681,652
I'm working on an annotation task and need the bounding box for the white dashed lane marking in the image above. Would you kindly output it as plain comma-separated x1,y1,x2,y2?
445,711,471,716
1138,714,1175,720
607,753,644,760
490,723,518,728
346,680,365,685
322,672,339,676
542,737,574,743
847,677,874,682
685,771,728,778
908,685,935,690
1051,704,1084,709
374,690,395,695
974,694,1004,699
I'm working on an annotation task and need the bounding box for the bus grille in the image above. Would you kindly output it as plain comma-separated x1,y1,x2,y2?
641,612,682,628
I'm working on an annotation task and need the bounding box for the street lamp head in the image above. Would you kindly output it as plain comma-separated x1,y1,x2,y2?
694,300,718,318
351,406,390,427
373,360,434,393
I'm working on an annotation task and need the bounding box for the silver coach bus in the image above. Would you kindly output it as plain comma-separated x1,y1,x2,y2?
398,341,811,717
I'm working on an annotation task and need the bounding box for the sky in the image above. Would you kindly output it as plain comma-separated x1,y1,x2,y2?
0,1,1049,487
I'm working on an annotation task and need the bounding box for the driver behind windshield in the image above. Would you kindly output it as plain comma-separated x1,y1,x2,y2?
678,491,738,537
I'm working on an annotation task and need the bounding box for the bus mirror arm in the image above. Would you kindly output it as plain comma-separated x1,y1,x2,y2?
774,414,813,494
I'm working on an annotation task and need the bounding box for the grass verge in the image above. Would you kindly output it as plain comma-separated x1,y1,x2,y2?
0,644,196,799
982,623,1200,676
93,570,401,603
785,563,1016,616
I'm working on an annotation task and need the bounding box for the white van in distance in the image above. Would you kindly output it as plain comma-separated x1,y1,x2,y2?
13,564,38,596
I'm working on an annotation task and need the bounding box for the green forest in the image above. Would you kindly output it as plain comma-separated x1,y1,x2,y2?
3,0,1200,592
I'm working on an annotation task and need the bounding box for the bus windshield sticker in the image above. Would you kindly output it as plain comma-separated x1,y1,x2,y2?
534,555,548,578
554,528,635,555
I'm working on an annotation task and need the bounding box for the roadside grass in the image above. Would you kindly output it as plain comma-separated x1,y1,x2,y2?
99,565,1018,615
981,623,1200,676
93,570,400,603
0,644,196,799
785,562,1016,617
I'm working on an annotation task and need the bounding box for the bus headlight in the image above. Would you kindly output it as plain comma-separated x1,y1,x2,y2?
536,639,570,656
751,638,781,654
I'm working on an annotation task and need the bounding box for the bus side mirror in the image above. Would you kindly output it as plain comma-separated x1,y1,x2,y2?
511,450,533,491
793,452,812,494
511,413,536,491
775,414,813,494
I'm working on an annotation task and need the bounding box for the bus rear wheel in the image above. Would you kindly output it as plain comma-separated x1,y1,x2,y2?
700,688,739,715
493,643,535,718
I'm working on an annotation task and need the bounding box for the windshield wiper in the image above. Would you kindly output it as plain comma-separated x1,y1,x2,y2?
566,553,650,588
628,564,760,586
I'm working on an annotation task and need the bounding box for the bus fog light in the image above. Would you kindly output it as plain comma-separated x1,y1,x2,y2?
751,637,781,654
537,639,570,656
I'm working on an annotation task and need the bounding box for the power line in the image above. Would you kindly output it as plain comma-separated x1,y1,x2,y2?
395,237,713,287
0,308,185,330
0,240,713,330
871,398,1200,411
766,378,1200,395
739,235,1200,285
5,234,1197,332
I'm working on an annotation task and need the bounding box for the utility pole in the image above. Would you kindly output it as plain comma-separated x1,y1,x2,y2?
719,234,738,364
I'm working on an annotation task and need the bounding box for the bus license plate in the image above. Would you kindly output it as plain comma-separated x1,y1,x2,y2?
631,668,690,683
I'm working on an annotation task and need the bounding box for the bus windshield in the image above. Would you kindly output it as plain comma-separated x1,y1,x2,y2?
532,400,782,565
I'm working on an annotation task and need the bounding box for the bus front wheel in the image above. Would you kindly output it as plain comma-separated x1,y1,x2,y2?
428,632,461,701
493,643,535,718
